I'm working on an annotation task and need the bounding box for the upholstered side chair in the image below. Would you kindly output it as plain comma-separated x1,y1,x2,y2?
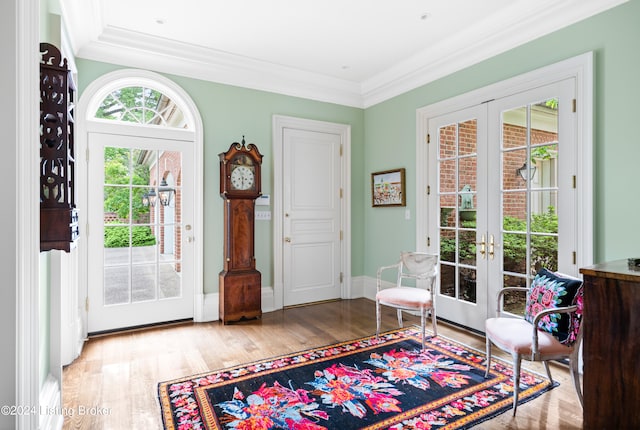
484,269,584,416
376,252,439,349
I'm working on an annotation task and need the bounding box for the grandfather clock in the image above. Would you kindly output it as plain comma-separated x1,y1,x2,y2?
219,137,263,324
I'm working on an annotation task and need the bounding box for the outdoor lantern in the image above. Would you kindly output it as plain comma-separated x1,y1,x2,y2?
516,162,537,181
145,188,157,207
158,178,175,207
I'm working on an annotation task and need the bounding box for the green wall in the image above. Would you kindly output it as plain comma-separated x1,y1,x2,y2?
363,0,640,276
75,61,366,293
76,0,640,294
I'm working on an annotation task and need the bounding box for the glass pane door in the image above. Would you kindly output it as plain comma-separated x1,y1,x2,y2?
498,99,560,315
429,105,488,331
88,132,194,333
488,79,576,317
427,79,575,331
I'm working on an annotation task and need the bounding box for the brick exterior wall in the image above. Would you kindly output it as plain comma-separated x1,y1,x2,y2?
149,150,183,272
439,122,557,221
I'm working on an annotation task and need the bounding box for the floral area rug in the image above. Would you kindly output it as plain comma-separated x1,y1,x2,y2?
158,327,556,429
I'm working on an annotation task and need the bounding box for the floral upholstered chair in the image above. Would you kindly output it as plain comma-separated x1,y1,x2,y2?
484,268,584,415
376,252,438,349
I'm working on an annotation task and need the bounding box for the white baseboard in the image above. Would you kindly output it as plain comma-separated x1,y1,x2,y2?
349,275,366,299
361,275,380,301
39,375,63,430
197,280,373,323
197,292,219,322
261,287,275,313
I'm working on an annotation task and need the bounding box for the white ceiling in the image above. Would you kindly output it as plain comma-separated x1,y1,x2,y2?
59,0,625,108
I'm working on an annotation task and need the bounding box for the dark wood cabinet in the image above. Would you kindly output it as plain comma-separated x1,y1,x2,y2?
580,260,640,429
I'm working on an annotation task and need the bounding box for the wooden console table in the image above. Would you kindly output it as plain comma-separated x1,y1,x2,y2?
580,260,640,429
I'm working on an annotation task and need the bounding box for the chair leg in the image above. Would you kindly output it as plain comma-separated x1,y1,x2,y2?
376,300,381,339
512,354,522,416
570,357,584,408
485,337,492,378
420,308,426,349
543,360,553,384
397,309,403,328
430,307,437,337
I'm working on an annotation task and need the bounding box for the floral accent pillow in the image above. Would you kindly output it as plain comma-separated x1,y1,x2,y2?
524,269,583,344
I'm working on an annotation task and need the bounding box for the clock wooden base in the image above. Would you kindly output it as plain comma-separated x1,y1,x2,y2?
219,270,262,324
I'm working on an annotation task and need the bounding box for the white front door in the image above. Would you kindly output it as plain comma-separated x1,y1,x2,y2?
282,128,342,306
87,131,195,333
427,79,577,331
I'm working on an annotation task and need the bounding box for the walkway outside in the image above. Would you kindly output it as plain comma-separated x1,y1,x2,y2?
103,245,181,305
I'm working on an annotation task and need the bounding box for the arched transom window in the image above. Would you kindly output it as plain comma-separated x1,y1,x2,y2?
94,86,188,129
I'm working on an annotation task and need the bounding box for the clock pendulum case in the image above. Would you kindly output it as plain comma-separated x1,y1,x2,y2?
218,137,263,324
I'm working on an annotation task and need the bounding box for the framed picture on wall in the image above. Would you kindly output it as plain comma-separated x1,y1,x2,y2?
371,168,406,207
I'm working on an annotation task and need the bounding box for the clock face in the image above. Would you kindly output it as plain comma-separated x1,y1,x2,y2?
230,165,255,190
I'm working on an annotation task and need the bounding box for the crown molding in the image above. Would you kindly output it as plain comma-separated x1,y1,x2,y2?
361,0,627,107
63,0,626,109
75,26,365,108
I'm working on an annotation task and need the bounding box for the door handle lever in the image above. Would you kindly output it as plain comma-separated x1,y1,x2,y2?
489,234,495,260
477,234,486,259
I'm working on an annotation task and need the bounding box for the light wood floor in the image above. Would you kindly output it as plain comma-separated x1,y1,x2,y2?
62,298,583,429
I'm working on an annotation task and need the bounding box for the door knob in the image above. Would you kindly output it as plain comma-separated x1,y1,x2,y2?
284,237,291,242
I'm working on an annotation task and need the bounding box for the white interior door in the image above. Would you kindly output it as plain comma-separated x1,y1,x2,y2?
87,131,194,333
282,128,342,306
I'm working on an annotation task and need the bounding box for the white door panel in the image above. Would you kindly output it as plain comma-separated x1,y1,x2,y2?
283,128,341,306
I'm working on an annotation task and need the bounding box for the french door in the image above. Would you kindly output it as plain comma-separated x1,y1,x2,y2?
87,130,195,333
427,79,577,331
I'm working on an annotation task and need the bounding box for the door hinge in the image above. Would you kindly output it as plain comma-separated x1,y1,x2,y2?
426,134,431,144
572,99,577,113
427,237,431,247
572,175,577,189
572,251,577,265
340,230,343,240
85,297,89,311
340,144,343,156
340,272,344,283
86,147,90,161
340,188,343,198
427,185,431,195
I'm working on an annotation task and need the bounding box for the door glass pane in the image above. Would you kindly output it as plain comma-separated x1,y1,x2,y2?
440,264,455,298
438,118,478,303
132,264,157,302
103,147,183,306
500,97,559,315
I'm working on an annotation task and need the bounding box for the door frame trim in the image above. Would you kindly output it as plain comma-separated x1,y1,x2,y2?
417,52,594,270
272,115,352,310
